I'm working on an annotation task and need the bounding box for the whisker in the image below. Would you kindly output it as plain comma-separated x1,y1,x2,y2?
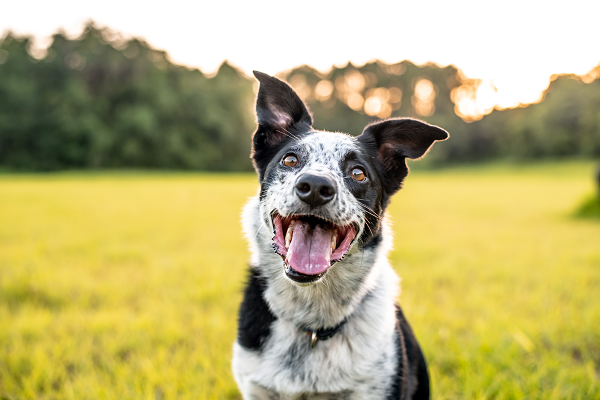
359,208,379,221
355,200,380,218
282,126,301,140
363,218,374,235
358,210,380,225
253,221,264,239
276,127,301,143
356,203,380,220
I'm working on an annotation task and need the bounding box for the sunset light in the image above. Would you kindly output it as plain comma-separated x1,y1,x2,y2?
2,0,599,119
1,2,600,399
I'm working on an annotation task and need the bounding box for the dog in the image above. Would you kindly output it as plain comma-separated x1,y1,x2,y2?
232,71,448,400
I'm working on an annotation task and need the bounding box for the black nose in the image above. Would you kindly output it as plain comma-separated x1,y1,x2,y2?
295,174,336,207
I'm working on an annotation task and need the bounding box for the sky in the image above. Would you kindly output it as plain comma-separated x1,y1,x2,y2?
2,0,599,111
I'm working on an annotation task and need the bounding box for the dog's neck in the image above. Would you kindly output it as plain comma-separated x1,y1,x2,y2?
243,196,398,330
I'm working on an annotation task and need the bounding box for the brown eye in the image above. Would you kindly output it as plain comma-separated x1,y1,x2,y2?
351,168,366,181
283,154,298,167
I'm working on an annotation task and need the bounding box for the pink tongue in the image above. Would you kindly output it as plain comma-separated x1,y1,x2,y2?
286,220,334,275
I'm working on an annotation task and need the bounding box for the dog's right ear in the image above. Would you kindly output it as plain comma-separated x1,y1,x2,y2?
251,71,312,177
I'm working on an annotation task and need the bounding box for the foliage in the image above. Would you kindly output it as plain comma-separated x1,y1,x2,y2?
470,70,600,161
1,22,600,171
574,194,600,219
1,162,599,399
282,63,600,165
280,62,496,165
0,23,255,171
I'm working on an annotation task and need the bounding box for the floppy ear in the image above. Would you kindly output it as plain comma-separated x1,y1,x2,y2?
251,71,312,177
357,118,449,195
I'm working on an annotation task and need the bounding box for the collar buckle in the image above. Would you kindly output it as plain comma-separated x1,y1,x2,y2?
297,318,348,350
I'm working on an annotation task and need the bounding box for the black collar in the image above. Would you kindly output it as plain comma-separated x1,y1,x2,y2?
297,318,348,348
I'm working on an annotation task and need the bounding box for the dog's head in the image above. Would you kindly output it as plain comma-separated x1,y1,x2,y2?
251,71,448,286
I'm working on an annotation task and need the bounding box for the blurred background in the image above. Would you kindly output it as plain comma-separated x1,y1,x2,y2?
0,1,599,399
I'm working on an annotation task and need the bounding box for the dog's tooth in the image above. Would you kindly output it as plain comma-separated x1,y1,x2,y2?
331,232,337,253
285,220,296,248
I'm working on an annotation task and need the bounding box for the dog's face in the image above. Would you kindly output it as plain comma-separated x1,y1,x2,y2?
251,71,448,286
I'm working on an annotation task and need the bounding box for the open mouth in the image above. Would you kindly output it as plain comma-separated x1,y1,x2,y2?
272,213,357,282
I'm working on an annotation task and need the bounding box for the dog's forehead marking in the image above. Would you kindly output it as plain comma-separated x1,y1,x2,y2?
298,131,359,169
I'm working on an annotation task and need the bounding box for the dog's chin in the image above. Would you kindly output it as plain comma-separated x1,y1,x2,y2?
283,263,327,286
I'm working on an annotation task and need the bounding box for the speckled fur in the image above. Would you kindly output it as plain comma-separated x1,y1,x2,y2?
261,132,365,238
233,131,401,399
232,71,445,400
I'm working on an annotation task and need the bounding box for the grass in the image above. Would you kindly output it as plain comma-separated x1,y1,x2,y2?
574,193,600,219
0,161,599,399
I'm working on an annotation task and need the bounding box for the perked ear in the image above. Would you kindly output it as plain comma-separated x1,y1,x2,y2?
357,118,449,194
251,71,312,177
253,71,312,133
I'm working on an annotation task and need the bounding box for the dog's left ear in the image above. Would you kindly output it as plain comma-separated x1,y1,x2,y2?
251,71,312,178
357,118,449,194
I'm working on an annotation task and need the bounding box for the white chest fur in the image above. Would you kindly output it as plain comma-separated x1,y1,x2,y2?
233,196,402,399
232,265,400,400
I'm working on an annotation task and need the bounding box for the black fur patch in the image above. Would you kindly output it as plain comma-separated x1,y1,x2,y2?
237,268,277,351
253,123,311,182
362,231,383,251
339,146,387,246
387,305,430,400
251,71,313,181
357,118,449,196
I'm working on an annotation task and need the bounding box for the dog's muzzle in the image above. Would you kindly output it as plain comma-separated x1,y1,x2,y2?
295,173,336,208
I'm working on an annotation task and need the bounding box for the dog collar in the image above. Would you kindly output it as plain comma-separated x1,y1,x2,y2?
297,319,348,348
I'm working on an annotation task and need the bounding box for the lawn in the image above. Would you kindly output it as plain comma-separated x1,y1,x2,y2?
0,162,599,399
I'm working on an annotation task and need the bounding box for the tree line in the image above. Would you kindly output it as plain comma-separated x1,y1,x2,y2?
0,23,599,171
0,24,255,171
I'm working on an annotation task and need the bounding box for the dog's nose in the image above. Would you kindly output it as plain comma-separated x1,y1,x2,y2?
295,174,336,207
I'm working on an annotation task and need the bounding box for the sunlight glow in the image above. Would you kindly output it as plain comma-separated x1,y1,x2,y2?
581,66,600,84
2,0,599,115
414,79,434,101
364,96,382,116
389,87,402,109
347,93,364,111
289,74,311,100
346,71,365,92
413,79,436,117
451,79,497,121
364,87,392,118
386,63,407,75
315,80,334,101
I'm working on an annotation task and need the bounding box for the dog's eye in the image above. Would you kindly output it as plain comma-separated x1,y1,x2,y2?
351,168,366,182
282,154,298,167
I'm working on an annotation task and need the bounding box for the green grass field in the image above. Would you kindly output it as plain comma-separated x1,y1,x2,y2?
1,162,599,400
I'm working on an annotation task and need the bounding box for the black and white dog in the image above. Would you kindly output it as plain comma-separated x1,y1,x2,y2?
233,71,448,400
